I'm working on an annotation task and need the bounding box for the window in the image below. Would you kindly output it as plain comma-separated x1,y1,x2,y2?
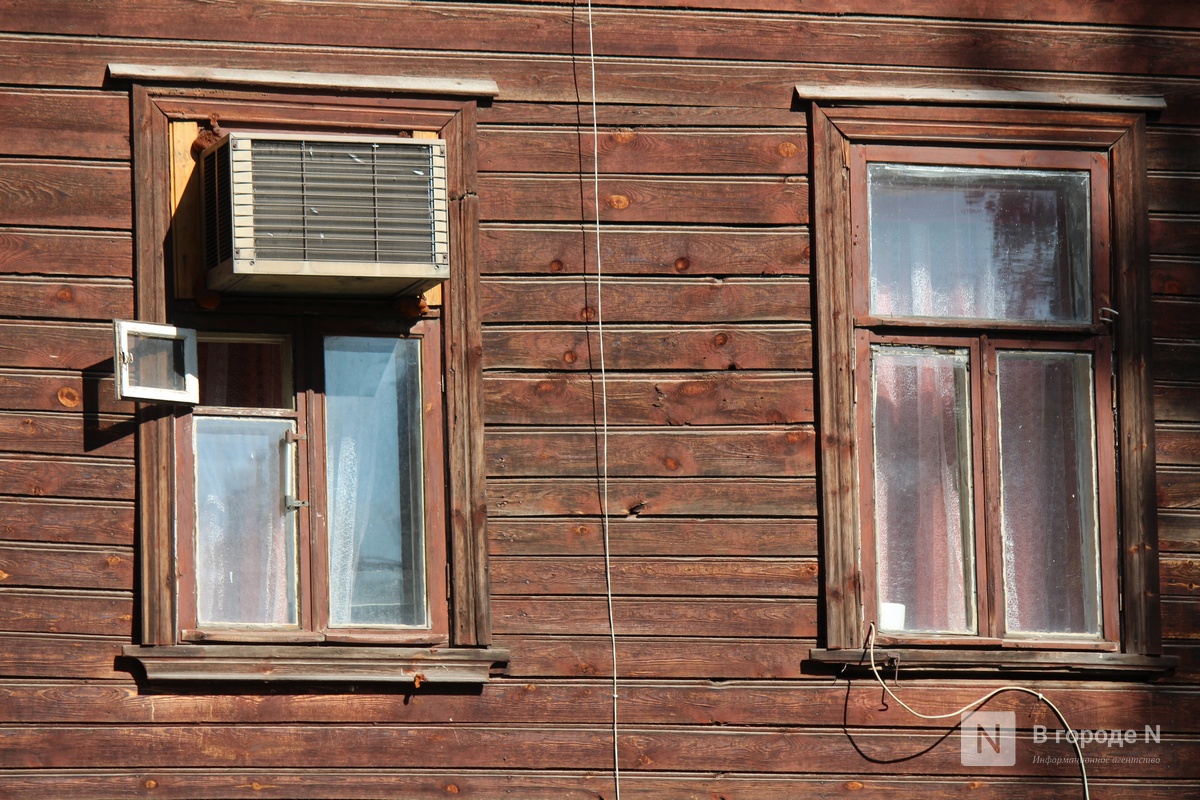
808,102,1173,674
116,69,505,683
174,320,446,645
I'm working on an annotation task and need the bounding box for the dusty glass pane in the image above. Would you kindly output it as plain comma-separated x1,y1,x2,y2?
998,351,1101,636
194,417,297,626
868,164,1090,323
129,334,187,392
325,336,426,628
197,336,291,408
873,345,975,634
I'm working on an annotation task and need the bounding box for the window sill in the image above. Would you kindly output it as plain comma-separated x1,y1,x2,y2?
122,644,509,684
806,648,1177,679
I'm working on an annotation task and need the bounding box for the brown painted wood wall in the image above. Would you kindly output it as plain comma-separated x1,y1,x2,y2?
0,1,1198,796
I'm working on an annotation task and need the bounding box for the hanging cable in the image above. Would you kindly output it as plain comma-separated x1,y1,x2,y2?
864,624,1090,799
581,1,620,798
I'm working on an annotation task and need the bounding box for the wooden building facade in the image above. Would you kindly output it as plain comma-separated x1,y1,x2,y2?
0,1,1199,796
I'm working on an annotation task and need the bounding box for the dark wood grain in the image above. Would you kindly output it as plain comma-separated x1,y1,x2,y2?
1160,511,1200,553
485,426,815,477
0,229,131,277
1158,424,1200,466
0,322,113,370
488,517,817,557
483,372,813,426
0,589,131,636
0,277,132,320
487,476,818,517
480,225,809,276
0,369,131,415
1151,216,1200,257
482,325,813,371
1152,257,1200,297
0,454,134,500
0,160,130,229
0,88,129,159
0,498,133,545
0,543,133,590
0,411,134,458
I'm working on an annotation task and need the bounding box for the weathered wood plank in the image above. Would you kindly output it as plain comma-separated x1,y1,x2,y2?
0,543,132,591
1150,216,1200,257
1162,598,1200,639
1155,342,1200,383
1162,557,1200,596
0,277,132,320
487,597,812,637
0,589,131,636
1157,382,1200,424
7,2,1200,79
491,556,818,597
0,679,1195,731
0,454,134,500
1153,257,1200,297
481,277,809,324
1161,511,1200,553
0,498,132,546
0,723,1188,777
0,411,133,457
0,228,131,277
482,325,812,371
488,477,818,517
1152,298,1200,339
478,174,808,224
1150,174,1200,215
488,517,817,557
0,89,129,159
479,127,807,175
0,161,130,229
0,370,130,415
486,426,815,478
1149,128,1200,173
8,37,1200,123
480,225,809,277
483,372,813,426
1159,424,1200,467
481,102,807,127
0,633,123,679
0,322,112,370
1159,467,1200,510
3,772,1197,800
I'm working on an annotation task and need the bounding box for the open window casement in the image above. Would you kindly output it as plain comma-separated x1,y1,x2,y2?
113,320,199,404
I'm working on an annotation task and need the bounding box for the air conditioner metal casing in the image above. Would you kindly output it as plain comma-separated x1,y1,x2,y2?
199,132,450,297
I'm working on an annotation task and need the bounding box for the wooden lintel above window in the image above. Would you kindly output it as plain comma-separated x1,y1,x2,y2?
794,84,1165,110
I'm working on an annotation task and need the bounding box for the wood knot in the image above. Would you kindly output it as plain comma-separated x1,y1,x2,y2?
844,781,863,791
57,387,80,408
55,286,74,302
563,350,578,364
606,194,630,210
612,129,636,144
144,779,158,789
662,456,680,471
673,257,690,272
444,783,459,794
777,141,800,158
106,555,122,567
580,307,597,322
713,332,729,347
550,259,564,273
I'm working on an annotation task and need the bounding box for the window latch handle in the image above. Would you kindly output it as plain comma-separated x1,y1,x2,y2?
285,495,309,510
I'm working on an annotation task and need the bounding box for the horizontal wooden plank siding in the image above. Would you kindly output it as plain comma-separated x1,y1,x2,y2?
1,0,1198,795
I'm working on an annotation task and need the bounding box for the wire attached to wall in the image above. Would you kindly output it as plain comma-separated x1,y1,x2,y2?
865,624,1090,799
581,1,621,798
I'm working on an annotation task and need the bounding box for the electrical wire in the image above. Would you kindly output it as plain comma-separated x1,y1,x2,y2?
580,1,621,797
865,623,1090,799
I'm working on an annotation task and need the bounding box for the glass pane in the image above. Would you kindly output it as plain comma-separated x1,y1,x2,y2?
198,336,291,408
129,334,187,392
194,417,297,626
998,352,1100,635
868,164,1090,323
873,345,975,634
325,336,426,627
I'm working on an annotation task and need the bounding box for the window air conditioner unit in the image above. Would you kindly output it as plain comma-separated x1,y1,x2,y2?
199,132,450,297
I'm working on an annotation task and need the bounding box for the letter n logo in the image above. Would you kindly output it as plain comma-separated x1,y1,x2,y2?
961,711,1016,766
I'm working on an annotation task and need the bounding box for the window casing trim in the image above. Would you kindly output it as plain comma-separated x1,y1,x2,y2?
121,81,503,683
808,103,1171,674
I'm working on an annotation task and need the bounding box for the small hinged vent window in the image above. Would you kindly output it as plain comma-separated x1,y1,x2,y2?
113,320,199,404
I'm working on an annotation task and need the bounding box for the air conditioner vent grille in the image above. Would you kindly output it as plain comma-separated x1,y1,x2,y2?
249,139,441,263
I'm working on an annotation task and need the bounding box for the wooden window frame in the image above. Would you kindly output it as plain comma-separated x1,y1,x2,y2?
808,104,1174,677
121,78,505,684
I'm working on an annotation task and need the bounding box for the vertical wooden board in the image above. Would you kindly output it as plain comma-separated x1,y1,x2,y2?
169,120,201,300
